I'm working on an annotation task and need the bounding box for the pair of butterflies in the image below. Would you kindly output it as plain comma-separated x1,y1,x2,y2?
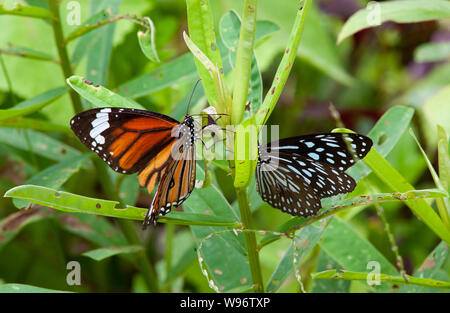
71,107,372,227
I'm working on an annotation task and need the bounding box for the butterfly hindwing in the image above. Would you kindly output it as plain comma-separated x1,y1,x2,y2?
145,130,197,225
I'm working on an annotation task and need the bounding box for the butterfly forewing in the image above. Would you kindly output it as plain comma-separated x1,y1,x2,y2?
70,107,179,174
267,133,372,171
257,132,372,217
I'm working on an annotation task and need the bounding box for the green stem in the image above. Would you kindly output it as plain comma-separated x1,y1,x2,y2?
93,159,159,293
0,54,17,105
164,223,175,291
47,0,83,114
231,0,258,125
235,187,264,292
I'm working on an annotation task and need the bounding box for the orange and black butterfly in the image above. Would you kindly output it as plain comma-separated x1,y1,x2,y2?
70,107,214,228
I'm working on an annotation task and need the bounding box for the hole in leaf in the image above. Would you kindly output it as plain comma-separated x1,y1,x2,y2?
377,132,388,146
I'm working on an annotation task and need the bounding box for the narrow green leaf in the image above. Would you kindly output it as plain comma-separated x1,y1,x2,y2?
4,185,240,227
137,17,160,63
0,284,70,293
346,105,415,181
57,213,127,248
83,0,121,85
256,0,312,127
0,87,68,122
407,241,449,292
65,9,117,43
0,207,52,252
67,75,145,110
0,46,58,63
259,189,447,249
0,3,52,19
12,154,92,209
183,32,231,116
338,0,450,44
220,11,264,120
0,117,71,133
117,53,198,99
410,128,449,226
414,41,450,63
423,85,450,136
312,269,450,289
312,250,350,292
186,0,224,110
230,0,257,124
82,245,144,261
363,147,450,245
0,128,81,161
266,218,330,292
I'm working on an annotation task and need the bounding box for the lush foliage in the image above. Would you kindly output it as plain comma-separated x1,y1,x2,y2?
0,0,449,293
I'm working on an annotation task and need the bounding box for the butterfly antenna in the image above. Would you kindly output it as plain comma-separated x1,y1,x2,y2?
186,79,202,116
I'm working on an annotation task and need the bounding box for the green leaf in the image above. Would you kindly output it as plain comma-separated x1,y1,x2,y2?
83,0,121,85
338,0,450,44
0,3,52,19
0,86,68,122
321,217,398,274
438,125,450,195
220,10,264,121
408,241,449,292
82,245,143,261
266,217,330,292
57,213,127,248
0,46,58,63
410,128,449,226
0,284,70,293
0,117,71,133
312,269,450,289
312,250,350,292
117,53,198,99
346,105,414,181
423,85,450,136
186,0,224,110
181,167,250,292
414,41,450,63
183,32,231,115
259,189,447,249
4,185,240,227
363,146,450,245
0,128,81,161
67,75,145,110
12,154,92,209
255,0,312,127
137,17,160,63
65,9,116,43
0,207,52,252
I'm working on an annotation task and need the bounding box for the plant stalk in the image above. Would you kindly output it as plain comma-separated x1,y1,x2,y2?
47,0,83,114
236,187,264,292
231,0,258,125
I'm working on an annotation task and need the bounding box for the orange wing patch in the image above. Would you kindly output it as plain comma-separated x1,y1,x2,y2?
123,117,178,131
109,132,139,159
119,130,172,170
137,140,175,193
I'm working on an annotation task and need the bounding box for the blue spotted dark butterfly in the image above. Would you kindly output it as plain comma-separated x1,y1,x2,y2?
255,133,373,217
